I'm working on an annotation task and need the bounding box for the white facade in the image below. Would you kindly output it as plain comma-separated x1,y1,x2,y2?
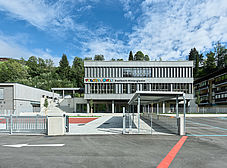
84,61,194,113
0,83,59,115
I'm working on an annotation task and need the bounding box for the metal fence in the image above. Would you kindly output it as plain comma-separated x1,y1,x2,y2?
187,107,227,114
0,115,47,134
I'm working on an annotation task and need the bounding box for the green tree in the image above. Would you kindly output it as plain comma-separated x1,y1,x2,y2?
214,42,226,69
84,57,92,60
58,54,70,79
0,59,29,83
204,51,216,73
94,55,105,61
128,51,133,61
188,48,203,78
144,55,150,61
117,59,123,61
134,51,144,61
26,56,38,78
71,57,84,87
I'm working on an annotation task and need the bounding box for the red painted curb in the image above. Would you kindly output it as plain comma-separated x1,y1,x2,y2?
157,136,188,168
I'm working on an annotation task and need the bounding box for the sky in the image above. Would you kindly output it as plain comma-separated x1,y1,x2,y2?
0,0,226,64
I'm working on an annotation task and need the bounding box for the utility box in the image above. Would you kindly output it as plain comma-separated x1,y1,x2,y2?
47,115,65,136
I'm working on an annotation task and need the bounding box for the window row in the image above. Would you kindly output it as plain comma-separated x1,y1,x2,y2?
85,83,192,94
85,67,193,78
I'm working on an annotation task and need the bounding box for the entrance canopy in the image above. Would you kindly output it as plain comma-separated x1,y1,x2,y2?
128,91,185,105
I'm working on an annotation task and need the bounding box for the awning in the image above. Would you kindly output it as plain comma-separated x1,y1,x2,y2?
128,91,185,105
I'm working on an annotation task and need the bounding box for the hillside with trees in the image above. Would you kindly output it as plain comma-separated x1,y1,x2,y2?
188,42,227,79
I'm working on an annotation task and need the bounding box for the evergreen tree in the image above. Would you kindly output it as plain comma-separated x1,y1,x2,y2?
144,55,150,61
188,48,201,77
134,51,144,61
58,54,70,79
128,51,133,61
214,42,226,69
71,57,84,87
204,51,216,73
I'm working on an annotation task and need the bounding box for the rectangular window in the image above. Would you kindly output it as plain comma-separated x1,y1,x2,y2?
123,84,127,93
0,89,3,99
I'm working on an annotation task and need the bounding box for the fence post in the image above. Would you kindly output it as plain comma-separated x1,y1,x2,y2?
35,115,38,130
129,113,132,133
123,107,126,134
10,114,13,134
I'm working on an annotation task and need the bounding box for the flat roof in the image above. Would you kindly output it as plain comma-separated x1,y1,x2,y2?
84,61,193,67
51,88,84,91
128,91,184,105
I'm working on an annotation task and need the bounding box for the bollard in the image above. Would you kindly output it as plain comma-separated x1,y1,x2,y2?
123,107,126,134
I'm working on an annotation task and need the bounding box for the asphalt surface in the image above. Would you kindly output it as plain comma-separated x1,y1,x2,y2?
186,117,227,135
0,134,227,168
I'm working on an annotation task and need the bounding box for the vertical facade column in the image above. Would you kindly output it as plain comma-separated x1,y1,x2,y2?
163,101,165,113
87,102,90,113
176,95,179,117
63,90,64,99
74,103,77,113
112,100,115,113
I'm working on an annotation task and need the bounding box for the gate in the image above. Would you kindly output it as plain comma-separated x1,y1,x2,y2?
0,115,47,134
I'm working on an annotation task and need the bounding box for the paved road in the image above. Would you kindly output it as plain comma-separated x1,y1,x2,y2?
186,117,227,135
0,134,227,168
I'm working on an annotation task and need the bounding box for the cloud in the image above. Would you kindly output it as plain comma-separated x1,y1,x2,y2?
0,33,60,65
0,0,77,31
127,0,227,60
81,38,129,60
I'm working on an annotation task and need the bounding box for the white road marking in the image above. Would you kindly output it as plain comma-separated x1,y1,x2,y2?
3,144,65,148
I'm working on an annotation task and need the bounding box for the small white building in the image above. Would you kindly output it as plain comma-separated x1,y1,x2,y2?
0,83,59,115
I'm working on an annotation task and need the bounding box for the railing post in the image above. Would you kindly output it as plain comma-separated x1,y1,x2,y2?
10,114,13,134
35,115,38,130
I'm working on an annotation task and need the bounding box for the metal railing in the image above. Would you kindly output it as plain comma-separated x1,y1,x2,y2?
187,107,227,114
0,115,47,134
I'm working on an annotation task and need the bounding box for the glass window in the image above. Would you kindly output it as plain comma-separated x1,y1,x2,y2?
123,84,127,93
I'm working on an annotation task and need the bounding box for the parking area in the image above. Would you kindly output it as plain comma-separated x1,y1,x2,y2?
0,134,227,168
186,117,227,136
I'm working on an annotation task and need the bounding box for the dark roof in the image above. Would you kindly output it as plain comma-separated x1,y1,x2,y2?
0,58,9,62
194,67,227,84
